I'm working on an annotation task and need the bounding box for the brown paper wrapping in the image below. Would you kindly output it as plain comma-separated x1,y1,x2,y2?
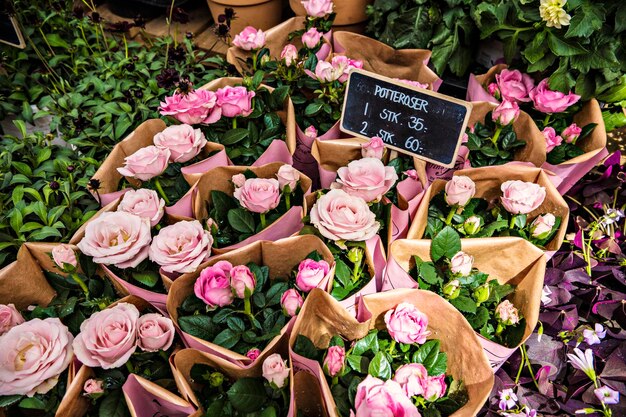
473,63,508,89
407,165,569,252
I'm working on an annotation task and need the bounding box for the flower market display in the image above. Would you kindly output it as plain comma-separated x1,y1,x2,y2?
0,0,624,416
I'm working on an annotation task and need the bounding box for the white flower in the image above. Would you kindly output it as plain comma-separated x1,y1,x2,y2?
582,323,606,346
567,348,596,380
499,388,518,410
539,0,571,29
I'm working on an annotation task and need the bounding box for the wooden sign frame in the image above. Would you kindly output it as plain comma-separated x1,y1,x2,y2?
0,15,26,49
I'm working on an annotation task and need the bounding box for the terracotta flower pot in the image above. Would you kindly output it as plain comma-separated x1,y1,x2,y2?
289,0,372,26
207,0,284,37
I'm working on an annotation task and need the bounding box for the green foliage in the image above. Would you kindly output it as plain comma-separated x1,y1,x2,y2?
466,115,526,168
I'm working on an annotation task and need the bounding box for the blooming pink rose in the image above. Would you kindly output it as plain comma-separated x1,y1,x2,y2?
500,180,546,215
331,158,398,203
393,363,428,397
0,304,24,335
304,125,318,138
0,318,73,396
530,213,555,239
153,124,207,163
495,300,520,325
423,375,447,401
51,244,78,270
310,189,380,241
488,82,500,99
492,100,520,126
281,44,298,66
281,289,303,317
530,79,581,113
194,262,234,308
331,55,363,83
77,212,151,268
246,348,261,361
230,265,256,298
117,146,170,181
216,86,255,118
384,302,431,345
301,0,333,17
307,60,341,83
73,303,139,369
137,313,175,352
354,376,420,417
301,27,323,49
562,123,582,144
232,173,246,188
232,26,265,51
149,220,213,274
449,251,473,276
233,177,281,213
159,89,222,125
542,127,563,153
444,175,476,207
83,379,104,395
323,345,345,377
262,353,290,388
296,258,330,292
117,189,165,227
276,165,300,192
361,136,385,159
396,78,429,89
495,69,534,103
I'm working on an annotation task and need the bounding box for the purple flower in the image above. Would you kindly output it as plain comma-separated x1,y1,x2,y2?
567,348,596,380
594,386,620,405
499,388,518,410
582,323,606,345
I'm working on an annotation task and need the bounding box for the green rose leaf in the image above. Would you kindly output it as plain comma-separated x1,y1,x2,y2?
431,226,462,262
178,315,216,341
368,351,392,380
228,208,255,234
450,295,478,314
227,378,267,412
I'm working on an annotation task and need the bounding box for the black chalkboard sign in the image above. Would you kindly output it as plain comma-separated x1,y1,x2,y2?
0,15,25,49
340,69,472,167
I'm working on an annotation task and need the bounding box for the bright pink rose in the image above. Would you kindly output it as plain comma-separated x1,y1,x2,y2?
230,265,256,298
232,173,246,188
396,78,429,89
331,158,398,203
216,86,255,118
301,27,323,49
492,100,520,126
488,82,500,99
149,220,213,274
281,44,298,66
117,146,170,181
530,79,581,113
495,69,534,102
153,124,207,163
194,262,234,308
449,251,473,276
444,175,476,207
562,123,582,144
262,353,290,388
51,244,77,270
276,165,300,192
159,89,222,125
304,125,318,138
137,313,175,352
296,258,330,292
542,126,563,153
83,379,104,395
310,189,379,241
233,177,281,213
0,304,24,335
393,363,428,397
331,55,363,83
232,26,265,50
301,0,333,17
384,302,431,345
500,180,546,214
495,300,520,325
307,60,341,83
73,303,139,369
77,212,151,268
354,376,420,417
246,348,261,361
117,189,165,227
423,375,447,401
280,289,303,317
530,213,556,239
361,136,385,159
0,318,73,396
323,345,345,377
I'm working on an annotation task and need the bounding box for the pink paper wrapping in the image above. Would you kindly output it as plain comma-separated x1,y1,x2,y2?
542,147,609,194
123,374,196,417
101,265,169,316
388,177,427,243
293,121,345,186
466,73,500,104
424,145,471,184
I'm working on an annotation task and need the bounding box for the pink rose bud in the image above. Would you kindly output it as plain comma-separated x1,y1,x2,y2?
194,262,235,308
361,136,385,159
495,69,534,102
423,375,447,401
301,0,334,17
331,55,363,83
232,26,266,51
280,289,303,317
159,89,222,125
500,180,546,215
0,304,25,335
233,177,281,214
73,303,139,369
216,86,256,118
530,213,556,239
392,363,428,397
83,379,104,395
149,220,213,274
449,251,474,276
117,145,170,181
246,348,261,361
262,353,290,388
137,313,175,352
562,123,582,144
488,82,500,99
542,126,563,153
301,27,323,49
51,244,78,270
463,216,481,235
331,157,398,203
395,78,429,89
404,169,419,181
296,258,330,292
355,376,420,417
206,218,218,234
444,175,476,207
232,173,246,188
323,345,345,377
384,302,431,345
153,124,207,163
495,300,520,325
276,165,300,192
280,44,298,66
530,78,581,114
117,188,165,227
304,125,318,138
230,265,256,298
492,100,520,126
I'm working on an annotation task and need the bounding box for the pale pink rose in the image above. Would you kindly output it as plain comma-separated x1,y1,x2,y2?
77,212,151,269
449,251,474,276
262,353,290,388
0,304,24,335
542,126,563,152
530,213,556,239
444,175,476,207
149,220,213,274
500,180,546,214
233,177,281,213
495,69,534,103
216,86,255,118
51,244,78,270
331,158,398,203
83,379,104,395
232,173,246,188
331,55,363,83
194,262,234,308
280,44,298,66
309,189,380,241
530,79,580,113
423,375,447,401
495,300,520,325
137,313,175,352
246,348,261,361
304,125,318,138
281,289,303,317
232,26,266,51
384,302,430,345
296,258,330,292
0,318,73,396
153,124,207,163
230,265,256,298
276,165,300,192
117,146,170,181
393,363,428,397
301,0,333,17
159,89,222,125
488,82,500,99
117,189,165,227
396,78,429,89
354,376,420,417
492,100,520,126
301,27,323,49
73,303,139,369
361,136,385,159
562,123,582,144
464,216,481,235
323,345,345,377
307,60,341,83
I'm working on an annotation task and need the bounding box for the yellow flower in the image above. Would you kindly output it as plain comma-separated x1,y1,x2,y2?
539,0,572,29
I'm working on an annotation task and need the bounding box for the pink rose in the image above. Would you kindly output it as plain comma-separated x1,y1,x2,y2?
83,378,104,395
331,158,398,203
393,363,428,397
309,189,380,241
404,169,419,181
444,175,476,207
117,146,170,181
216,86,255,118
530,79,581,113
384,302,431,345
488,82,500,99
230,265,256,298
137,313,175,352
542,126,563,152
495,69,534,103
159,89,222,125
304,125,318,138
423,375,447,401
51,244,78,270
77,212,151,269
149,220,213,274
331,55,363,83
500,180,546,215
233,177,281,213
153,124,207,163
73,303,139,369
301,27,323,49
530,213,556,239
280,44,298,66
449,251,473,276
232,173,246,188
0,304,24,335
194,262,234,308
301,0,333,17
323,345,345,377
296,258,330,292
246,348,261,361
276,165,300,192
492,100,520,126
354,376,420,417
232,26,265,51
0,318,73,396
280,289,303,317
361,136,385,159
262,353,290,388
117,188,165,227
495,300,520,325
307,60,341,83
396,78,429,89
562,123,582,144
